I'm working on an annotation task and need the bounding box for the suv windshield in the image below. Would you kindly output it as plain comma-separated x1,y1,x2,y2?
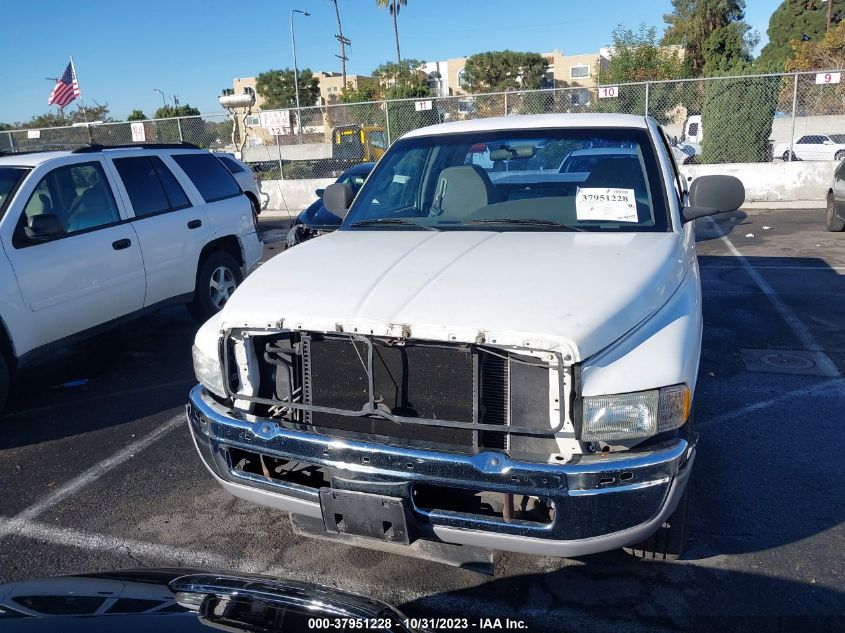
344,128,670,232
0,167,27,216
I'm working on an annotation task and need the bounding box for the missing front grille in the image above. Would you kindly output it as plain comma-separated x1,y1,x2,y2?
413,484,554,525
228,447,330,489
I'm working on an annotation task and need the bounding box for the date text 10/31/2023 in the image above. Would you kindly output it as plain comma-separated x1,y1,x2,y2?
307,617,529,630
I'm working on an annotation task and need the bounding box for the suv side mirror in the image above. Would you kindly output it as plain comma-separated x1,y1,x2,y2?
24,213,66,240
682,175,745,223
323,182,353,219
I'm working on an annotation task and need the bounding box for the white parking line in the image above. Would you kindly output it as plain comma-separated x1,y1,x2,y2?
696,378,845,430
705,217,842,377
0,414,183,538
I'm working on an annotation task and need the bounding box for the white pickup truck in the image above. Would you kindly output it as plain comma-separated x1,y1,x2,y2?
187,114,744,567
0,143,262,410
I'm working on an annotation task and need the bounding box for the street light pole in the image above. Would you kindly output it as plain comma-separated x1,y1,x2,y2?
153,88,166,112
291,8,310,142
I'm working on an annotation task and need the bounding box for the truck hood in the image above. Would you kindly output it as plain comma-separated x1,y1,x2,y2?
223,229,689,361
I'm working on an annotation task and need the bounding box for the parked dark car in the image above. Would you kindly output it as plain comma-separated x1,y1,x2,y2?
0,569,420,632
286,163,374,247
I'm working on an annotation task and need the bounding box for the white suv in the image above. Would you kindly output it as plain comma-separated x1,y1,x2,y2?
0,143,263,410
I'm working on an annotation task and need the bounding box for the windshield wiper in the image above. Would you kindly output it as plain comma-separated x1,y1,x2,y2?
468,218,584,231
350,218,438,230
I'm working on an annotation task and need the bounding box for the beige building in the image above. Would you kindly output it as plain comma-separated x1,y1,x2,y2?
317,72,380,105
419,49,611,98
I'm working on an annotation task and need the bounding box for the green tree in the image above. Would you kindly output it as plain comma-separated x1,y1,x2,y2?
339,84,381,104
463,51,549,93
154,104,201,119
384,76,435,141
758,0,845,71
127,109,147,121
372,59,428,90
700,74,778,162
376,0,407,64
255,68,320,110
596,25,694,121
662,0,755,74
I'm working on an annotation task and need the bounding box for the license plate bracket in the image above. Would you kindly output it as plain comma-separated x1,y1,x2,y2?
319,488,411,545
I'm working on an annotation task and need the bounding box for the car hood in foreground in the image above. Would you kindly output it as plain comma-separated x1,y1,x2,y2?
224,229,691,361
0,569,416,632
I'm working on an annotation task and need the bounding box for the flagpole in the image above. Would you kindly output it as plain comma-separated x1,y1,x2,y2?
70,56,88,124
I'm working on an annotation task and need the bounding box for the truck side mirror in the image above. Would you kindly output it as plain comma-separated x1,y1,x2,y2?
315,188,325,198
681,175,745,223
24,213,66,241
323,183,353,219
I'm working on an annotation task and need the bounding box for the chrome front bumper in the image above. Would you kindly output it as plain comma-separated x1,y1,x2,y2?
187,385,696,557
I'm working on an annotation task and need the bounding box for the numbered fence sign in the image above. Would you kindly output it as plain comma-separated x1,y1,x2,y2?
415,99,433,111
816,72,841,85
130,122,146,143
598,86,619,99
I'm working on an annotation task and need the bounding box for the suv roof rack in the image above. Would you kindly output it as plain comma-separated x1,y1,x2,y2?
72,142,200,154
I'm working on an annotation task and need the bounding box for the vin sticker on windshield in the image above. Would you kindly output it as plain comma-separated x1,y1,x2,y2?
575,187,638,222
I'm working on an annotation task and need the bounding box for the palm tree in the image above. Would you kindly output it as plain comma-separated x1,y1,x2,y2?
376,0,407,64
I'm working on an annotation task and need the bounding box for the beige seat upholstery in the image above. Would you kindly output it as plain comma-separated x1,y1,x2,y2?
430,165,504,218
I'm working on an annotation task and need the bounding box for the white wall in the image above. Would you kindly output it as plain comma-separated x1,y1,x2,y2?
259,178,335,213
682,160,835,203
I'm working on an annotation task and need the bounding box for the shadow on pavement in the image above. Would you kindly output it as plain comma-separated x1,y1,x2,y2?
0,306,197,449
694,210,748,241
398,561,844,632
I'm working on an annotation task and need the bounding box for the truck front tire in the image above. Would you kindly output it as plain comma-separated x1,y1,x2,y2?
623,483,689,560
0,354,9,414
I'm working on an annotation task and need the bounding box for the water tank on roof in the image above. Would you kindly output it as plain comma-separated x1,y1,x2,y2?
219,91,256,109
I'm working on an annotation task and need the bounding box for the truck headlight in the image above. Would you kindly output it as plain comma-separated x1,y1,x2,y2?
192,344,226,398
581,384,691,442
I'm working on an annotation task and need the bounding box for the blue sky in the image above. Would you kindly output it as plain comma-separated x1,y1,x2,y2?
0,0,781,125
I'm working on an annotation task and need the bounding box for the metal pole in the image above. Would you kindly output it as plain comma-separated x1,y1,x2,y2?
384,100,391,146
154,89,166,109
644,81,650,116
176,116,184,142
290,9,310,143
788,72,799,162
277,131,284,180
7,131,14,152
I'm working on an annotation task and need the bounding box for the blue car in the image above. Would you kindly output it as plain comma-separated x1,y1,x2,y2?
286,162,375,247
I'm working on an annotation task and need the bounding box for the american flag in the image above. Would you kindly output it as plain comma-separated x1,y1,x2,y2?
47,61,81,108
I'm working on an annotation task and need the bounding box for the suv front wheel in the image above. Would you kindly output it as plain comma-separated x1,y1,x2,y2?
189,251,244,322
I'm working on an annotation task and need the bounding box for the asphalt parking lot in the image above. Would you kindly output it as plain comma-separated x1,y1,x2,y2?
1,208,843,632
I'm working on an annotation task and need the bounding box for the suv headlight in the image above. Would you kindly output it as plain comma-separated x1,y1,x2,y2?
581,384,691,442
192,344,226,398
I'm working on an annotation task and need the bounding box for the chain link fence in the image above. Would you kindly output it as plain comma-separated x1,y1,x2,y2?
3,69,845,182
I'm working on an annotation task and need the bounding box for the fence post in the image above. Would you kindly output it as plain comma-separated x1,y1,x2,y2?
7,131,14,152
384,100,392,147
176,117,184,142
504,91,509,116
644,82,650,116
788,72,799,162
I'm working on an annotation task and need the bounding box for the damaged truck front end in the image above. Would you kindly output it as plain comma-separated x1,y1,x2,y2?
187,325,696,569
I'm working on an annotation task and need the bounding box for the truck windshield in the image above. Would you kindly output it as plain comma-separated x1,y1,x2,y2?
345,128,670,232
0,167,28,217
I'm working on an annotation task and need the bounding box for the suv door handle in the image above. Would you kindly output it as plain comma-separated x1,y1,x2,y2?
187,219,202,229
112,238,132,250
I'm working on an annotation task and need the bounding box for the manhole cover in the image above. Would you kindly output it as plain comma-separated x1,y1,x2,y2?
741,349,839,377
